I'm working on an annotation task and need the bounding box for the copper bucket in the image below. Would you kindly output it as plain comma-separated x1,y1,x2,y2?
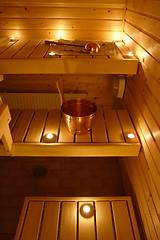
56,80,97,135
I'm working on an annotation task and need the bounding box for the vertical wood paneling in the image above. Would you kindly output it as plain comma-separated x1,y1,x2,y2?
120,1,160,239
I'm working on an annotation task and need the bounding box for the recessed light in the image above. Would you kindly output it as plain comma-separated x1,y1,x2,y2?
49,51,56,56
127,133,135,139
80,203,94,218
42,133,57,143
127,52,134,57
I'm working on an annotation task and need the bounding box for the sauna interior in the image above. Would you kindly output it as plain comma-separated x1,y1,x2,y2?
0,0,160,239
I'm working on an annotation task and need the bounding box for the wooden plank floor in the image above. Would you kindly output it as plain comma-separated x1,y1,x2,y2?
14,196,141,240
0,40,138,74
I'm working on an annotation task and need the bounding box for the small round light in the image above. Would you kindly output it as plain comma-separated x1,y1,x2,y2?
46,133,54,139
80,203,94,218
127,52,134,57
127,133,135,139
49,51,56,56
83,205,91,213
43,133,56,143
10,36,16,41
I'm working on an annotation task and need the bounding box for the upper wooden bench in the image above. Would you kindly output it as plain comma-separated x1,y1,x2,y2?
0,39,138,74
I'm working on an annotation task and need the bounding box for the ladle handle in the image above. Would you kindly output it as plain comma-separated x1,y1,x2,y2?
56,79,65,105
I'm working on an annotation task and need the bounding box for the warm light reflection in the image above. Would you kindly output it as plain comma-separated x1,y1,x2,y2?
123,35,132,45
113,32,121,41
57,31,64,40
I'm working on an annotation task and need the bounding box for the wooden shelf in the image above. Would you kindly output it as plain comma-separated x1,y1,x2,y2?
0,39,138,74
0,104,141,157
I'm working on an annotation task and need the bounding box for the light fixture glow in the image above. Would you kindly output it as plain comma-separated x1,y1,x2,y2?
46,133,54,139
42,133,56,143
49,51,56,56
10,36,16,41
80,203,94,218
127,52,134,57
57,31,64,40
83,205,91,213
127,133,135,139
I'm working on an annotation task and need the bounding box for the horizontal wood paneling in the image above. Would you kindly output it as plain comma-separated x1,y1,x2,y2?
120,0,160,239
0,2,125,41
0,6,124,19
0,74,114,107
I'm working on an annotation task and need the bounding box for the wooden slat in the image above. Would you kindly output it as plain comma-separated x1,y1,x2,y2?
29,41,51,58
115,42,137,59
9,109,21,131
96,201,115,240
79,202,95,240
42,110,61,142
40,202,60,240
25,109,47,142
75,132,91,143
0,6,124,19
104,109,124,142
0,40,29,58
92,108,108,142
0,19,123,31
59,202,77,240
0,58,138,75
13,39,41,59
12,109,34,142
20,201,44,240
117,110,139,143
126,10,160,40
112,201,134,240
58,117,74,143
0,40,16,55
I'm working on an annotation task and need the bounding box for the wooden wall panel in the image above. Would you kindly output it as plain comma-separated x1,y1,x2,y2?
0,74,114,107
0,1,125,41
118,0,160,239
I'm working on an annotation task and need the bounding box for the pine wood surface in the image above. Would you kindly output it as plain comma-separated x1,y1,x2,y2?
0,1,124,41
0,39,138,74
0,107,141,157
120,1,160,238
14,196,140,240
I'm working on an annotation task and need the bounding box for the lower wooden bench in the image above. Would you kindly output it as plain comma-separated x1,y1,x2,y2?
14,196,141,240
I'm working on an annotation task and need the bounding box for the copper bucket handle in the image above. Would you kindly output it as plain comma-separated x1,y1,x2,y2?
56,79,65,105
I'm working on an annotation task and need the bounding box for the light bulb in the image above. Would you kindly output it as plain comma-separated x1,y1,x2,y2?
49,51,56,56
83,205,91,213
46,133,54,139
127,52,134,57
43,133,56,143
127,133,135,139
